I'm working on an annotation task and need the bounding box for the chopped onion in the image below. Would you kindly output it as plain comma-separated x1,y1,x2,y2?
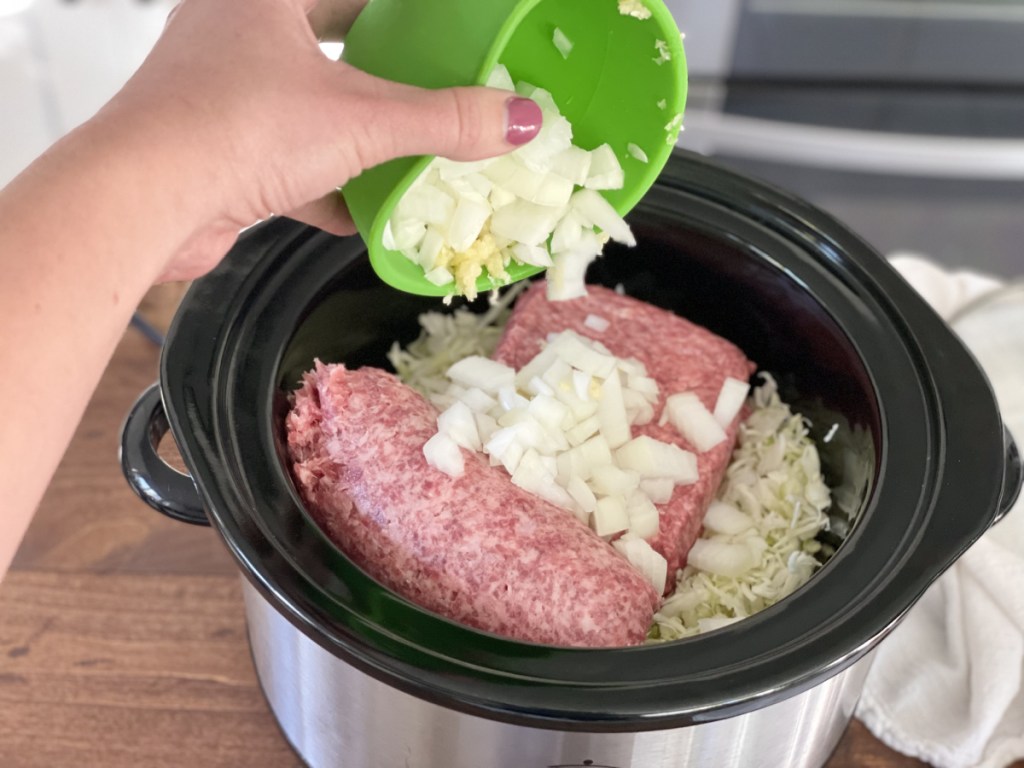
588,465,641,497
511,242,554,268
702,501,755,535
567,474,597,515
627,143,649,163
446,356,515,393
423,432,464,478
571,189,636,247
713,377,750,427
576,433,614,468
697,616,742,633
596,370,631,448
565,415,600,446
486,63,516,91
424,266,454,287
549,146,592,187
546,231,603,301
448,196,491,252
664,113,684,144
615,435,697,483
584,144,625,191
437,401,482,452
396,183,454,225
640,477,675,504
511,449,575,510
490,199,565,247
552,27,573,59
388,67,636,302
584,314,610,333
653,39,671,65
626,493,660,539
416,326,691,586
663,392,727,452
592,495,629,537
387,218,427,252
618,0,653,20
613,534,667,593
687,538,756,578
547,331,618,377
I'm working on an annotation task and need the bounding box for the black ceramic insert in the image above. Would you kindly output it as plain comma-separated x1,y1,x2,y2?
146,151,1019,731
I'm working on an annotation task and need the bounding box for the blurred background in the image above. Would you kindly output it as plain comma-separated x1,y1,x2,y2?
1,0,1021,277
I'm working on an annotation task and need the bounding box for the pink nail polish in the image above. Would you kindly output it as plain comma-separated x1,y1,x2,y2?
505,97,543,146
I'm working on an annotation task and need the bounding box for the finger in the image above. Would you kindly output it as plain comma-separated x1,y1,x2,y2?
357,81,543,168
307,0,367,41
164,1,181,27
286,190,356,236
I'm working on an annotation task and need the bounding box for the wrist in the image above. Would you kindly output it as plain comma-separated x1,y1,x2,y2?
86,99,225,236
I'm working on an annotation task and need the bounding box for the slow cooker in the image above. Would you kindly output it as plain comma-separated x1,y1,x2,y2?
120,150,1022,768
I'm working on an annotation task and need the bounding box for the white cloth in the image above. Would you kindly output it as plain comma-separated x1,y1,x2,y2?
856,253,1024,768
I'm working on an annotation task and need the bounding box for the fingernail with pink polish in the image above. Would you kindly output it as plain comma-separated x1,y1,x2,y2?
505,97,543,146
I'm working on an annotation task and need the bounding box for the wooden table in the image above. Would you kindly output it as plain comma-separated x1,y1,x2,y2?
0,285,992,768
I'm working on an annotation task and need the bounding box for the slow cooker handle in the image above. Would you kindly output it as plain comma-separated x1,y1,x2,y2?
119,383,211,526
994,427,1023,528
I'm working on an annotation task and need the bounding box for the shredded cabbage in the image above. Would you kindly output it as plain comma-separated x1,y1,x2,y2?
648,373,831,642
386,283,528,406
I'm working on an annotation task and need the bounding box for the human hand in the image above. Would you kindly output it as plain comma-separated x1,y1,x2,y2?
99,0,542,282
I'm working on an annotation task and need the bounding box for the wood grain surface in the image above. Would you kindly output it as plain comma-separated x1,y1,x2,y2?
0,283,1006,768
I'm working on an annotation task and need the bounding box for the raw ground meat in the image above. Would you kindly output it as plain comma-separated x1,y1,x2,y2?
286,362,660,647
494,284,755,592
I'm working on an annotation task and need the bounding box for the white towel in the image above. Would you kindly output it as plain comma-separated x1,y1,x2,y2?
856,253,1024,768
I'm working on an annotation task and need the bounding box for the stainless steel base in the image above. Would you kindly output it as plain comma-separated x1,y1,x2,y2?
243,581,872,768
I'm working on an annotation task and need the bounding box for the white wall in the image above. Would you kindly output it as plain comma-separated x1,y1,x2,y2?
0,0,173,187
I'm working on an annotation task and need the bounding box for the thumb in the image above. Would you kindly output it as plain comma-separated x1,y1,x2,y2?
353,78,543,167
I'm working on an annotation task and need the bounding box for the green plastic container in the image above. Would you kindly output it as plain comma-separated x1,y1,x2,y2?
341,0,687,296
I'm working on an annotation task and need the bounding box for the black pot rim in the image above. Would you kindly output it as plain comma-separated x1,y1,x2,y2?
158,150,1014,731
